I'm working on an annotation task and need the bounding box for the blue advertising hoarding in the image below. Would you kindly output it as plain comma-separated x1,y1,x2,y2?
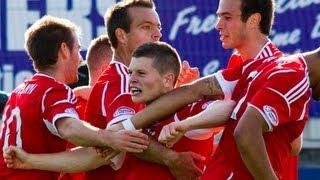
0,0,319,116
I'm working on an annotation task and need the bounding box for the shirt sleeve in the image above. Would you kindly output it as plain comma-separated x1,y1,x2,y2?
248,68,310,131
42,85,79,137
183,100,216,140
214,66,241,100
105,93,142,128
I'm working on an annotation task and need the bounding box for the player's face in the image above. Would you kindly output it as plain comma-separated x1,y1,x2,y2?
125,7,162,55
66,35,83,84
129,57,168,104
215,0,248,50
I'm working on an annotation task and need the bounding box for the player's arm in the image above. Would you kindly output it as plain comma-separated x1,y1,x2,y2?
46,86,148,152
182,100,235,130
158,100,235,146
234,106,277,180
303,48,320,101
56,118,108,147
135,138,204,179
131,75,224,129
109,123,204,179
3,146,117,173
56,117,149,152
290,133,302,156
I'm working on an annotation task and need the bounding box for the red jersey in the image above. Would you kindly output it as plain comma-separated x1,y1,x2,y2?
0,73,79,180
126,100,220,180
285,156,298,180
84,61,144,180
60,87,92,180
203,50,310,180
75,96,87,120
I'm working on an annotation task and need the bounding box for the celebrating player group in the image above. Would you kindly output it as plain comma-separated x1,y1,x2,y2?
0,0,320,180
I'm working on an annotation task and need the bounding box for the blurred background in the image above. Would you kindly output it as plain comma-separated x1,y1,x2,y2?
0,0,319,179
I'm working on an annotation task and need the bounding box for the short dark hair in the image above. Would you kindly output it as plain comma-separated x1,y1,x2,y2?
240,0,274,35
132,41,181,85
86,34,112,72
104,0,155,49
24,15,80,71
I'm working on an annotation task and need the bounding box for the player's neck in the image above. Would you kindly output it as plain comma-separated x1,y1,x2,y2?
237,35,269,61
113,47,132,67
38,68,66,83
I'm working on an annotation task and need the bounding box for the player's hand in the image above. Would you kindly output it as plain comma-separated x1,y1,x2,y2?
158,121,187,148
176,60,200,87
105,129,149,153
3,146,31,169
167,151,205,180
95,147,119,161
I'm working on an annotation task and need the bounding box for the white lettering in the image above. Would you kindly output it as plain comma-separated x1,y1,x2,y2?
17,84,37,95
276,0,320,14
2,65,14,92
7,0,40,50
201,15,217,33
15,71,33,88
203,60,220,76
311,14,320,39
186,14,216,35
270,29,301,47
0,64,33,92
169,6,217,41
186,15,202,35
170,6,196,40
47,0,92,48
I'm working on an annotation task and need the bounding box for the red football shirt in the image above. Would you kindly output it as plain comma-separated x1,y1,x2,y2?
126,100,222,180
0,73,79,179
202,50,310,180
75,96,87,121
60,87,92,180
84,61,144,180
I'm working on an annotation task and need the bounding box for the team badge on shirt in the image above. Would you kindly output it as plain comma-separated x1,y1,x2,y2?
113,106,135,118
201,100,214,110
64,108,78,116
263,105,279,126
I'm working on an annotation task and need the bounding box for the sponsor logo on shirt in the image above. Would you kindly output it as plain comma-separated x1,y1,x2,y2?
248,70,258,80
263,105,279,126
113,106,135,118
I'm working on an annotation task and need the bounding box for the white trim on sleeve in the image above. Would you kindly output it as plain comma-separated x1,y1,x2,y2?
247,103,273,132
44,112,80,138
106,115,133,129
214,71,238,100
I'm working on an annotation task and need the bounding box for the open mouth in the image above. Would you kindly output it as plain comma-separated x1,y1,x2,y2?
131,87,142,96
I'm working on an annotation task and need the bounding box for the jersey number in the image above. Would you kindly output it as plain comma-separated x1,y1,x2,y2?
2,106,22,152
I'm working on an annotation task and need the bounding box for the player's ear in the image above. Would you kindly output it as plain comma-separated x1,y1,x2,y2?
163,73,175,89
247,13,261,30
115,28,128,45
59,42,71,60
